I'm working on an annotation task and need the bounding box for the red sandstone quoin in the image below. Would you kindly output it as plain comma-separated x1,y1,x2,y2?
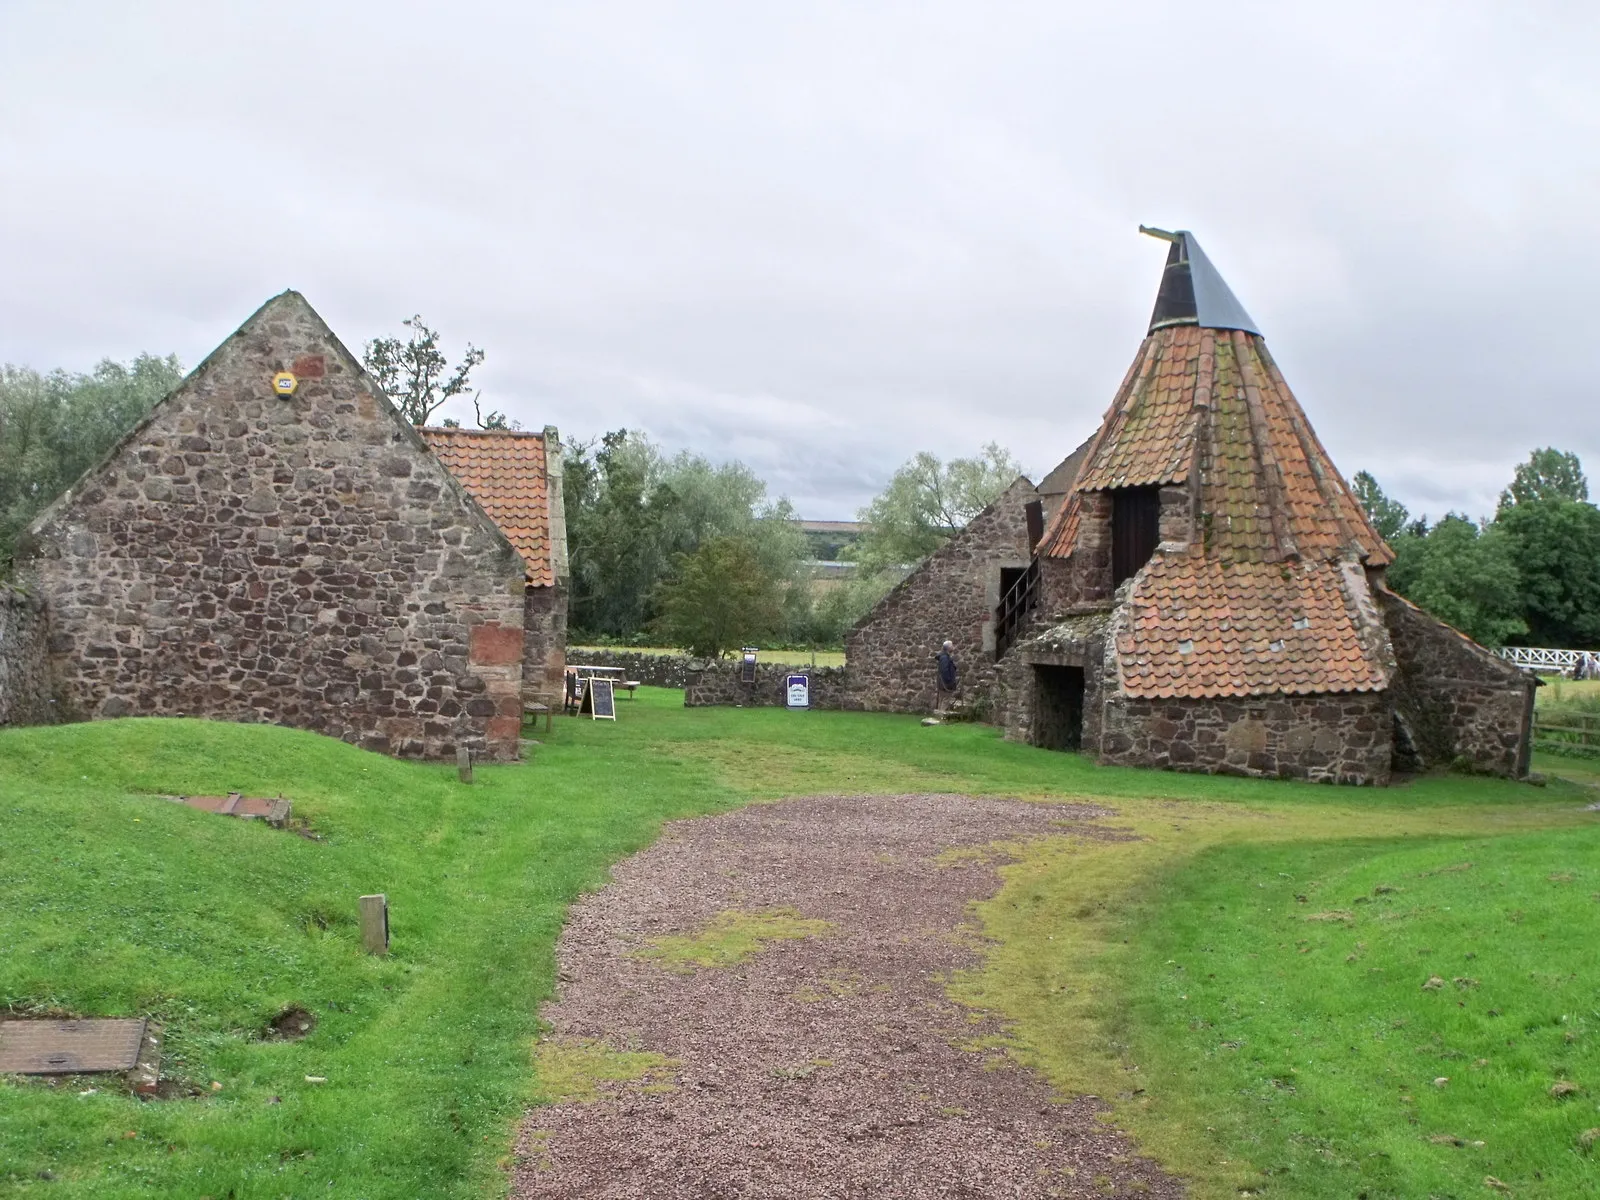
10,290,568,761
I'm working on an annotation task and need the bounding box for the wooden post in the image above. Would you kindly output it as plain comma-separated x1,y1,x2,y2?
456,745,472,783
359,893,389,955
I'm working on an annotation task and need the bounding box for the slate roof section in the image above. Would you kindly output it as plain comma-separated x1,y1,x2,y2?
1143,228,1261,334
421,427,558,586
1117,557,1389,698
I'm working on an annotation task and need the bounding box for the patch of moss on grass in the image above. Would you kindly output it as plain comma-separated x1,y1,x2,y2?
532,1037,677,1103
931,840,1029,868
636,907,833,973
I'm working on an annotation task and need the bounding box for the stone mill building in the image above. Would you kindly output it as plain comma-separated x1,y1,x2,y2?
11,290,568,761
989,229,1535,784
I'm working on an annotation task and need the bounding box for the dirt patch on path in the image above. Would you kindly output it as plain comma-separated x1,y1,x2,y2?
513,793,1184,1199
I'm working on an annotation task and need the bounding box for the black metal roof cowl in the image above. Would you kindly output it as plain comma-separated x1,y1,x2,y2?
1140,227,1261,336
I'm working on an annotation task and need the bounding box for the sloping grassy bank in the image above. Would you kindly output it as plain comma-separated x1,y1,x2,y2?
0,708,740,1199
950,794,1600,1199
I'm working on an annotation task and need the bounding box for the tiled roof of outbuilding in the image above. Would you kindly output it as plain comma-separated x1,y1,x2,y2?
421,427,558,586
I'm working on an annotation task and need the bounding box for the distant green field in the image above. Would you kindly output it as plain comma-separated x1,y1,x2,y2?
570,645,847,668
1537,677,1600,708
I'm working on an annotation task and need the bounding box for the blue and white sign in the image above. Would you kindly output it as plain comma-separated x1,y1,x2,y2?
785,674,810,709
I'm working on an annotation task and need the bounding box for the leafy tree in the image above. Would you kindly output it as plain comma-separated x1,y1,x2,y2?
562,429,806,640
652,536,785,659
855,443,1022,571
1,354,184,570
1498,447,1588,513
1352,470,1410,542
362,315,485,426
784,572,896,648
1495,498,1600,647
1385,515,1526,648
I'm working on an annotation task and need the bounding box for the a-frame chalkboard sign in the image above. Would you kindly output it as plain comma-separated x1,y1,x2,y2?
587,678,617,721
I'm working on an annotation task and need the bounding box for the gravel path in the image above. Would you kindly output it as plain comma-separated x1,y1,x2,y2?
513,793,1184,1199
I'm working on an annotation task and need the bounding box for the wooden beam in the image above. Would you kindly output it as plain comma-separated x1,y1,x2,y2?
359,894,389,955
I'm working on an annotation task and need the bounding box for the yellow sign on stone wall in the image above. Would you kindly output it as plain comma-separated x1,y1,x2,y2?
272,371,298,396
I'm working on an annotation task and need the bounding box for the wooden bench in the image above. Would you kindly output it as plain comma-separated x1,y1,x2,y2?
523,700,554,734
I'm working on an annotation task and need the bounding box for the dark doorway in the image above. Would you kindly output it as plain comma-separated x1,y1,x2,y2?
1032,665,1085,751
1111,486,1161,586
999,566,1026,603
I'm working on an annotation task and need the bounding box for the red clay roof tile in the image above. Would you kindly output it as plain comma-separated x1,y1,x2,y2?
1040,325,1392,568
1117,557,1388,698
421,427,557,586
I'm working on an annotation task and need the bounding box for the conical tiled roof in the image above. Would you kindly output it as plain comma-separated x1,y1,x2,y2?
1044,324,1391,566
1037,234,1394,699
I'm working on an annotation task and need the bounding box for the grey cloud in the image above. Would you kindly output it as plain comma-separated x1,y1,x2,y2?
1,0,1595,518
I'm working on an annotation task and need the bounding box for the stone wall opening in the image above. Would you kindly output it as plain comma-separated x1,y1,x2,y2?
1032,664,1085,751
1111,486,1161,586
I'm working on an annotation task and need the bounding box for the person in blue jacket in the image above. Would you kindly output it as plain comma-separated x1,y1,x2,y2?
935,640,958,712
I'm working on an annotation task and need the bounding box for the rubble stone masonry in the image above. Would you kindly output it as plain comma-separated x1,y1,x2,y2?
684,662,853,709
1380,589,1535,777
845,478,1035,714
1097,689,1394,784
0,585,56,726
17,292,527,760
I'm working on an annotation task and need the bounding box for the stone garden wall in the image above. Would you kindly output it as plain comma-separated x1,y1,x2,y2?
1380,589,1534,777
0,584,57,727
684,662,854,709
15,291,528,761
567,649,696,689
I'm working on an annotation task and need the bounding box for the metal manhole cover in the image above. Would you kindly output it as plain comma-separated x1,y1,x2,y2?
0,1018,148,1074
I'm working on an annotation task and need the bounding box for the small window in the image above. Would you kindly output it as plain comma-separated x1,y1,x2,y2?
1111,486,1162,586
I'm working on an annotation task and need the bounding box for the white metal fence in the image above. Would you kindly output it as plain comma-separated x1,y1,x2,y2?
1496,646,1600,676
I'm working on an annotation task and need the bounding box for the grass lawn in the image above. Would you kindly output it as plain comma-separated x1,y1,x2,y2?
3,691,1598,1198
1114,827,1600,1197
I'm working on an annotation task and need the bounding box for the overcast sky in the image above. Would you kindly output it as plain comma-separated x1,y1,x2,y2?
2,1,1595,519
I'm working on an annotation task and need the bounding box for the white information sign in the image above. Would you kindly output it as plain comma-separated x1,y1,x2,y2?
785,674,810,709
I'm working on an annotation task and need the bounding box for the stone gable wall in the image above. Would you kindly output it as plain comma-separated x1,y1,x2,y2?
17,293,527,760
844,479,1035,714
0,585,57,727
1379,590,1534,776
684,662,853,709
